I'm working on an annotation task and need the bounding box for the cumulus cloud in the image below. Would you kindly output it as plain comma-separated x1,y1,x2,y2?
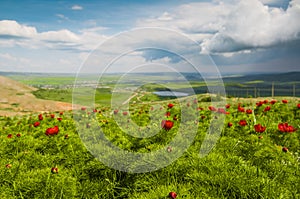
0,20,37,38
201,0,300,53
0,20,107,51
71,5,83,10
137,0,300,54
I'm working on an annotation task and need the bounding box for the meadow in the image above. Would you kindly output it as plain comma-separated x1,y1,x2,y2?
1,93,299,198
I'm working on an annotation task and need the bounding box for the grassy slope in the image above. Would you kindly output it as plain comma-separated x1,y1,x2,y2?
0,98,299,198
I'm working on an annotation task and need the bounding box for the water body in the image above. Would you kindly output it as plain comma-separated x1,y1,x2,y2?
153,91,189,97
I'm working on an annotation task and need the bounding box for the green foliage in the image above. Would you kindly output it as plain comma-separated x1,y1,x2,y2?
0,98,299,198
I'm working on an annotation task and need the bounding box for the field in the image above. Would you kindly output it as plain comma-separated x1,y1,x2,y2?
0,73,300,198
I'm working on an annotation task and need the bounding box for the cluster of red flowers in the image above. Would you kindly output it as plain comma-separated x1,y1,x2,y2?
254,124,266,133
278,123,297,133
45,126,59,136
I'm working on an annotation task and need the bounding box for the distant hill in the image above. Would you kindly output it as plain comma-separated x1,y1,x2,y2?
222,72,300,83
0,76,79,116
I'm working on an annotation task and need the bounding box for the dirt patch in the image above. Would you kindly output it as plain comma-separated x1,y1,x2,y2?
0,76,81,117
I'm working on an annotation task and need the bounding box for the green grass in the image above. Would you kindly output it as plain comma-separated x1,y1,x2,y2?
0,97,299,198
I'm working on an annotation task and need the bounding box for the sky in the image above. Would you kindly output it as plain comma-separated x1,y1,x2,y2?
0,0,299,74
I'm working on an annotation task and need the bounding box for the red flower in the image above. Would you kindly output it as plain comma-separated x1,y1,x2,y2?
169,192,177,199
7,134,13,138
113,110,119,115
282,147,288,153
123,111,128,116
256,101,263,107
50,114,55,119
165,112,171,117
278,123,297,133
161,120,174,131
254,124,266,133
264,106,271,112
59,112,64,115
246,109,252,114
81,107,86,111
239,120,247,126
16,133,21,137
297,104,300,109
217,108,226,114
225,104,230,109
93,109,98,113
208,106,216,111
238,104,245,112
270,100,277,105
282,99,288,104
57,118,62,121
263,100,268,104
38,114,43,121
168,103,174,108
228,122,233,127
51,167,58,174
34,121,40,127
45,126,59,136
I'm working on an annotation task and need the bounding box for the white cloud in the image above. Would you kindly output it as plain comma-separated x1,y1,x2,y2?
0,20,107,52
137,0,300,54
0,20,37,38
201,0,300,53
71,5,83,10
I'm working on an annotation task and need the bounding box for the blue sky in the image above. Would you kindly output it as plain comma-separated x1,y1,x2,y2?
0,0,299,74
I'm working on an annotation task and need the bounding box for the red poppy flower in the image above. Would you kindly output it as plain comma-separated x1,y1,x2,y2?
34,121,40,127
246,109,252,114
45,126,59,136
165,112,171,117
113,110,119,114
228,122,233,127
38,114,43,121
238,104,245,112
16,133,21,137
278,123,297,133
57,118,62,121
254,124,266,133
225,104,230,109
123,111,128,116
169,192,177,199
282,99,288,104
93,109,98,113
209,106,216,111
264,106,271,112
239,120,247,126
161,120,174,131
263,100,268,104
217,108,226,114
81,107,86,111
256,101,263,107
59,112,64,115
297,104,300,109
50,114,55,119
270,100,276,105
168,103,174,108
7,134,13,138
